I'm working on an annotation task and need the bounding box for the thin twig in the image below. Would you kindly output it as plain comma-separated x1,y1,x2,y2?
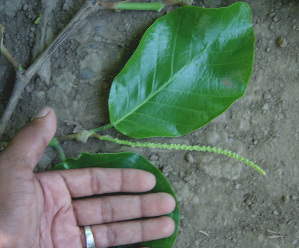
1,45,20,69
266,230,284,239
0,0,100,139
0,25,20,69
57,133,81,142
199,230,209,236
268,235,284,239
25,0,100,81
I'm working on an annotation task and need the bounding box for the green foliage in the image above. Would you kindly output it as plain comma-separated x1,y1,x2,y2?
53,152,180,248
109,2,255,138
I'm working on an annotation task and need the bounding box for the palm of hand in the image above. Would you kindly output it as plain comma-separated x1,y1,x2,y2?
1,166,175,248
0,109,175,248
36,172,83,248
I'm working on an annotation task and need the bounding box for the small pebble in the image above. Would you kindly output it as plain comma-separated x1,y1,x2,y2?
272,210,279,216
25,84,34,93
53,50,59,58
258,234,265,242
162,164,172,176
206,130,221,144
276,37,287,48
185,152,195,163
184,174,193,182
263,92,271,100
281,195,289,203
265,47,270,52
179,170,185,178
290,195,297,200
63,3,69,11
23,4,29,11
262,103,269,111
149,154,158,161
269,24,274,30
75,94,81,100
272,16,278,22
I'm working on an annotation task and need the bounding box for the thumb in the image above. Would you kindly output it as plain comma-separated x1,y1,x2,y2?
0,107,57,171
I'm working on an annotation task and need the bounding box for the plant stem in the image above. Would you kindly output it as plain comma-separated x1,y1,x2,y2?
98,0,193,12
116,2,166,12
57,123,113,142
0,69,27,138
90,123,114,133
49,138,66,162
57,133,79,142
25,1,100,81
1,45,20,69
0,25,20,69
96,135,266,175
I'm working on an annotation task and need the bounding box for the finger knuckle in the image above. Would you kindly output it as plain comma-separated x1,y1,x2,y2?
106,225,118,246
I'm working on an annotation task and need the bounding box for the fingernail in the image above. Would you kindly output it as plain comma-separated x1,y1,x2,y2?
35,106,51,119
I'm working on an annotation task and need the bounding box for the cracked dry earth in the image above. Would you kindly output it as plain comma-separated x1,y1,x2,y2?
0,0,298,247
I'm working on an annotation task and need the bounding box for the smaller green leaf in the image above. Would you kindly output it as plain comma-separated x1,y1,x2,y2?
53,152,180,248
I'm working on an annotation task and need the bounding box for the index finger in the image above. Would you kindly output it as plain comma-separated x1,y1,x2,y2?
39,168,156,197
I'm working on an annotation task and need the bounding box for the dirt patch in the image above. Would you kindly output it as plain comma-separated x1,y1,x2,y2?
0,0,298,247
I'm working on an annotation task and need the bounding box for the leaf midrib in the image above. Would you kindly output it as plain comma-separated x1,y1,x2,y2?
113,6,247,127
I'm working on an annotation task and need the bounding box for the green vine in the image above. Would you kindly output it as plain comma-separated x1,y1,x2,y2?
116,2,166,12
90,123,114,133
97,135,266,175
49,138,66,162
98,0,193,12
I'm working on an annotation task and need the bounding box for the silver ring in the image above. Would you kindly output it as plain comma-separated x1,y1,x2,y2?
84,225,96,248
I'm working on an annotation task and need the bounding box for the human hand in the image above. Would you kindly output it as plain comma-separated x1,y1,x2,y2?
0,107,175,248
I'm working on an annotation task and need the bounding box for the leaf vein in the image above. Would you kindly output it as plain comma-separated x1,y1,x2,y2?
158,88,239,98
131,112,193,128
147,100,226,112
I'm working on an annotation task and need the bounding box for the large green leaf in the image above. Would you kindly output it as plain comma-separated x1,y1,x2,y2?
108,2,255,138
52,152,180,248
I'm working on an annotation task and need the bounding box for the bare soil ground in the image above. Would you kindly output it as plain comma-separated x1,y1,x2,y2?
0,0,298,247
